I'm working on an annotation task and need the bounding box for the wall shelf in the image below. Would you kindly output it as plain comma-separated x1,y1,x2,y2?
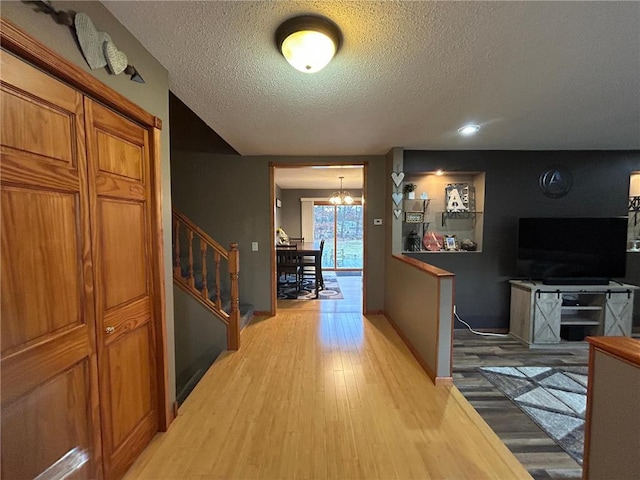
560,318,601,326
400,172,485,253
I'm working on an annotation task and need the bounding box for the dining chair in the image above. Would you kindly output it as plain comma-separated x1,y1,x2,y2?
301,239,324,292
277,245,301,290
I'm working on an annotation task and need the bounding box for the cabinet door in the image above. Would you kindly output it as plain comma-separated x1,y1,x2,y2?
533,293,561,343
1,52,101,479
509,286,532,343
603,293,633,336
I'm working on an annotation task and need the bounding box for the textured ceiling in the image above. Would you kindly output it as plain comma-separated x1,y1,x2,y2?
103,1,640,156
274,165,363,190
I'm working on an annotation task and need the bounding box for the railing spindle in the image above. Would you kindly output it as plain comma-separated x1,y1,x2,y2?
173,219,181,276
200,239,208,300
187,229,195,288
227,243,240,350
214,251,222,310
171,209,241,351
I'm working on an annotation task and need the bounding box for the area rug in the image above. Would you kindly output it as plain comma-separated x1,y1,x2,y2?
278,272,343,300
479,366,588,465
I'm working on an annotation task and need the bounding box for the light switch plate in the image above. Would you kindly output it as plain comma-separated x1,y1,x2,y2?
251,242,258,251
374,218,383,225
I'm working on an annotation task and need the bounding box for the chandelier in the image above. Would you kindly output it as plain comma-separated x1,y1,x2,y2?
329,176,353,205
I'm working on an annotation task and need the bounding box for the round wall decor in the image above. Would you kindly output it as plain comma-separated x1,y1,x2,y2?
539,167,573,198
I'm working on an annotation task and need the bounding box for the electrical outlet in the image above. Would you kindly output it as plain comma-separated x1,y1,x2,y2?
251,242,258,251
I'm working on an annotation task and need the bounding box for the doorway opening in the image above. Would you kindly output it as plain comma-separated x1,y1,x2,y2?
271,164,366,313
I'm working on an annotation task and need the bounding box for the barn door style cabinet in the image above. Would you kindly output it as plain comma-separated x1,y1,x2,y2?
509,280,638,347
1,22,168,480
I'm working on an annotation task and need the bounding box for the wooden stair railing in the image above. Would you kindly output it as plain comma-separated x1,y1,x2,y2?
172,209,240,350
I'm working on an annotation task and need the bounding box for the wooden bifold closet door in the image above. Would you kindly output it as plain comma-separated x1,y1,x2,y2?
85,98,159,480
1,49,162,480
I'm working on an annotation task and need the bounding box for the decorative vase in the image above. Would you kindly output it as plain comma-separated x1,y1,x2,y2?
406,230,422,251
407,192,415,199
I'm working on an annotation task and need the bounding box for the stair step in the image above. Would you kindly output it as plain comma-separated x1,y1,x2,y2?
176,270,254,329
176,259,253,328
239,302,254,330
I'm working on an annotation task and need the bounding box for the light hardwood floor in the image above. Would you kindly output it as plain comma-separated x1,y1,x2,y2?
125,275,531,479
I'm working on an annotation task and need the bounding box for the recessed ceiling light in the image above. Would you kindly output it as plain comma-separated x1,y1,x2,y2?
458,124,481,136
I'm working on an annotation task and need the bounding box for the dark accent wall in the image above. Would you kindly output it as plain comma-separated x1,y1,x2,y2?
169,92,239,155
404,150,640,329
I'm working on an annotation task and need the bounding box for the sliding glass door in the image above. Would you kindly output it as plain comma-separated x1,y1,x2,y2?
313,203,363,270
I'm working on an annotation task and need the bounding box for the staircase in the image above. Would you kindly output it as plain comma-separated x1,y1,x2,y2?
172,209,254,404
172,209,254,350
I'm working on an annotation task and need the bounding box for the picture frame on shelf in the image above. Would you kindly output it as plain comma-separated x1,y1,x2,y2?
444,235,458,251
445,183,472,212
405,212,424,223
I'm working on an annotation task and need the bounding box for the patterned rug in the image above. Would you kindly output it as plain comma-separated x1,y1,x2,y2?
277,272,343,300
479,366,588,465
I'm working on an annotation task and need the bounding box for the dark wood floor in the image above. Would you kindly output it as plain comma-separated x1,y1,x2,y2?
453,330,589,480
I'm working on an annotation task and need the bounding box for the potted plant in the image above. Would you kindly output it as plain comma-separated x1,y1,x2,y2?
403,183,417,199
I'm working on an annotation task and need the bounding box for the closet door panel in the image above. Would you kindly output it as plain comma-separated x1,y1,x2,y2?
96,130,143,181
106,325,153,448
1,361,92,480
1,89,74,164
99,199,149,309
0,52,101,479
1,188,81,351
86,99,158,480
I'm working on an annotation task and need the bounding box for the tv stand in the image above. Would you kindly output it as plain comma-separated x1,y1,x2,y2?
543,277,610,286
509,280,638,347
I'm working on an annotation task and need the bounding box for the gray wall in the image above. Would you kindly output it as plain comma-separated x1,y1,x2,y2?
2,1,176,401
173,286,226,402
170,153,386,313
275,184,283,232
404,150,640,329
384,257,454,379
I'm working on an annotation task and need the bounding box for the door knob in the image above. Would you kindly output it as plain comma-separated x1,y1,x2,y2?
105,326,115,334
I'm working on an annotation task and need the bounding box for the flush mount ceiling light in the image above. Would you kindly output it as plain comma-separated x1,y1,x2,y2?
330,176,353,204
458,124,481,136
275,15,342,73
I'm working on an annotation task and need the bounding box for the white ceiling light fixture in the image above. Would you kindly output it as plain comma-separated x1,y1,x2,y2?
330,176,354,204
458,124,481,136
275,15,342,73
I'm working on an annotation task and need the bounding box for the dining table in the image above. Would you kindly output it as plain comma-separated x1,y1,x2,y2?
276,242,323,298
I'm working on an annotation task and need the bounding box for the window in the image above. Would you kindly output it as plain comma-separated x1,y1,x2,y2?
313,203,363,269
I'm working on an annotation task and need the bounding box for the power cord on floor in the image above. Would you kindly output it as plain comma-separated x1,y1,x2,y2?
454,307,510,337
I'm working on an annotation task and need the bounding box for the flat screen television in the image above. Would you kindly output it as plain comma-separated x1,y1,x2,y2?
516,217,628,285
